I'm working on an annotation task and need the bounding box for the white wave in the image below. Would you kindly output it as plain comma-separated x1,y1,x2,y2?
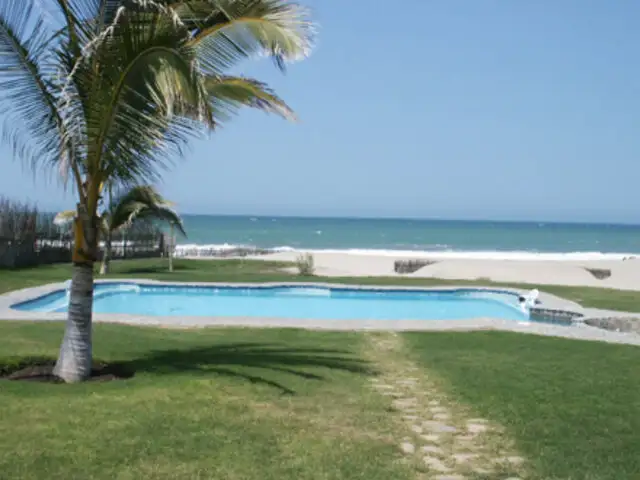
173,243,638,261
272,245,296,252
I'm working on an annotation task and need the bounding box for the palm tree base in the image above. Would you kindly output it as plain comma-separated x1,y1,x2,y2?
53,263,94,383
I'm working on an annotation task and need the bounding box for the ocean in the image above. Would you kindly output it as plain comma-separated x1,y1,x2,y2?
176,215,640,260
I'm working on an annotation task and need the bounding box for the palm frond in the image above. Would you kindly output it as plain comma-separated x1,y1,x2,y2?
0,0,64,172
53,209,76,227
108,185,186,236
205,75,295,125
73,2,210,189
131,205,187,237
183,0,315,74
53,0,120,24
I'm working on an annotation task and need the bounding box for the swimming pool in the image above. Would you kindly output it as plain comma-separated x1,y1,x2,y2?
12,283,529,321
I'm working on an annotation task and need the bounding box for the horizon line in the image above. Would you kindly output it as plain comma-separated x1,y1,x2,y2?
176,212,640,227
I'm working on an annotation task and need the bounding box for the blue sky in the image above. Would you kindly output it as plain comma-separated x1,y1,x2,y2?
2,0,640,223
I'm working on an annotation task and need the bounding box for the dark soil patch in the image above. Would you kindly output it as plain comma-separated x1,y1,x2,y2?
2,360,134,383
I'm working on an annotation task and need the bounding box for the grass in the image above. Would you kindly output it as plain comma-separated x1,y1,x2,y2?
0,322,413,480
403,331,640,480
3,323,639,479
1,257,640,312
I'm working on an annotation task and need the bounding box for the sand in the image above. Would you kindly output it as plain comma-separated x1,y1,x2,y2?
247,251,640,291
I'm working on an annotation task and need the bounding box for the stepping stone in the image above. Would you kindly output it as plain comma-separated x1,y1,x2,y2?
423,421,457,433
434,476,466,480
421,445,444,454
423,455,451,472
468,418,488,424
499,456,525,465
397,379,417,386
466,423,488,434
373,384,394,390
410,424,423,434
455,434,476,443
430,406,448,414
473,467,493,475
393,398,418,408
434,413,451,421
421,433,440,443
400,442,415,454
453,453,478,463
428,400,440,406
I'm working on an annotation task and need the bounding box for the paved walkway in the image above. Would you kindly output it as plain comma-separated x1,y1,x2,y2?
368,333,525,479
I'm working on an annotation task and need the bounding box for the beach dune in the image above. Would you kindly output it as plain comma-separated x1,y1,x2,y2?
250,251,640,291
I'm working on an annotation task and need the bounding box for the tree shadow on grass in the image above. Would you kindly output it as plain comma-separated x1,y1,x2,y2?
124,342,376,395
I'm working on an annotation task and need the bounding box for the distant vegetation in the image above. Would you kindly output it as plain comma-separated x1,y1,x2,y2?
295,253,316,276
0,196,58,240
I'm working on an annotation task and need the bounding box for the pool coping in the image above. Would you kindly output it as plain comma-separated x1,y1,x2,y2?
0,279,639,346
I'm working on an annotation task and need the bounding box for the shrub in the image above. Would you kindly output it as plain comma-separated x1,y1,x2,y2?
295,253,315,276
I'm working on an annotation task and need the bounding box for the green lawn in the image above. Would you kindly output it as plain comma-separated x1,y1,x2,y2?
403,331,640,480
2,323,640,479
0,322,412,480
1,257,640,312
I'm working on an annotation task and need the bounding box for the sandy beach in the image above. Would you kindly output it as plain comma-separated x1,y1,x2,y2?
244,251,640,291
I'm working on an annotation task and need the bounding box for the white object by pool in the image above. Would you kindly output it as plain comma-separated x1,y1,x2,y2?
519,289,540,313
13,284,528,321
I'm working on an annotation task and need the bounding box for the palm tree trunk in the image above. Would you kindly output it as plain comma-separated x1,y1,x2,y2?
99,231,112,275
53,206,98,383
169,223,174,272
53,263,94,382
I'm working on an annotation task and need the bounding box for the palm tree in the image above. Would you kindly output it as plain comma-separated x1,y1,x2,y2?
0,0,314,382
55,185,186,274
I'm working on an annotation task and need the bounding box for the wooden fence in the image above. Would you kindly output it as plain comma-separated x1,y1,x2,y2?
0,196,168,269
0,233,165,269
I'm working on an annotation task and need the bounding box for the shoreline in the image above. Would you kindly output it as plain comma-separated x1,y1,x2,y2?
173,244,639,262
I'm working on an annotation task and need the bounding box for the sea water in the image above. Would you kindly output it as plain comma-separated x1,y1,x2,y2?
174,215,640,260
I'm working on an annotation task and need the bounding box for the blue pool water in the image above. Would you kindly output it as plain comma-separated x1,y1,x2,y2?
13,284,528,321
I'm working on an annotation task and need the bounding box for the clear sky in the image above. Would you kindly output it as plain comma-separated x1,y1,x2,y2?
2,0,640,223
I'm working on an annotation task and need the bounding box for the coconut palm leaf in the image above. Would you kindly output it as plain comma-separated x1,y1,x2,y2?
125,205,187,236
108,185,186,236
178,0,315,73
205,75,295,124
53,209,77,227
74,3,211,197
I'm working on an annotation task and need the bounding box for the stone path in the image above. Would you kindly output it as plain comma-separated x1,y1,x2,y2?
368,333,526,479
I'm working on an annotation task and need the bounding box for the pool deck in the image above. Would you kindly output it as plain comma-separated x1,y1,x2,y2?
0,279,639,346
